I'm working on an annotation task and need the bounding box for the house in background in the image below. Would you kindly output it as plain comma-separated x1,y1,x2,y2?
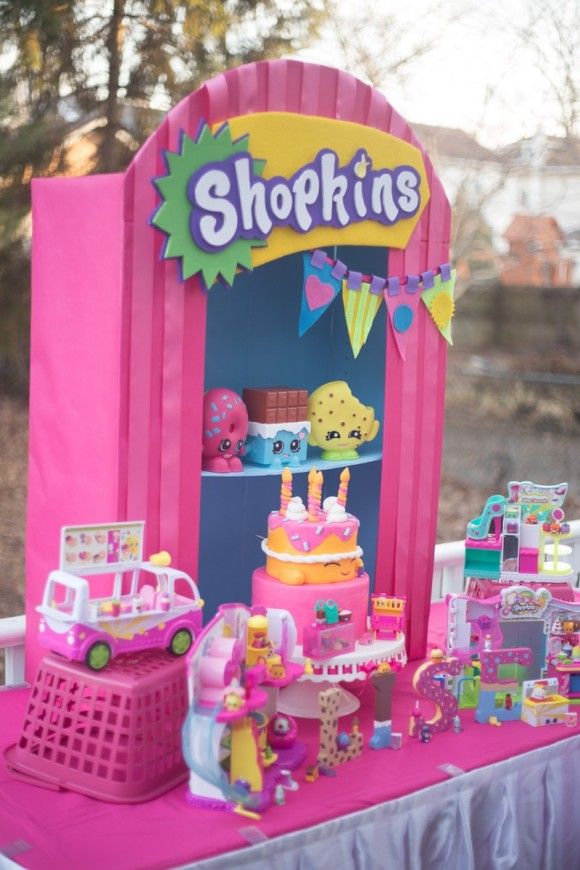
411,125,580,287
500,215,573,287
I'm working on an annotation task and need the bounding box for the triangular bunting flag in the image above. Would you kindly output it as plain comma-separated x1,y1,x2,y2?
299,253,342,336
383,280,422,360
420,270,456,344
342,281,383,358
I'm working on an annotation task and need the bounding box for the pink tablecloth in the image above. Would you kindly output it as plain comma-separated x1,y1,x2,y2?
0,603,578,870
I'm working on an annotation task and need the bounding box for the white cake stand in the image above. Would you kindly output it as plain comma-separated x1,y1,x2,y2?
278,636,407,718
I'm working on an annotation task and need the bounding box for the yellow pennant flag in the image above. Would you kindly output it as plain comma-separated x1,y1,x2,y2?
341,281,383,358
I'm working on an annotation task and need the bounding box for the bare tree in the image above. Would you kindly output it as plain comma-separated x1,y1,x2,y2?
516,0,580,139
327,0,464,89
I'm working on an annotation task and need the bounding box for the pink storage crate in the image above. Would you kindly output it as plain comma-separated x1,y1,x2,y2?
4,650,189,802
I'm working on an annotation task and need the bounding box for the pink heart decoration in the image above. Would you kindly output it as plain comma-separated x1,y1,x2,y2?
305,274,335,311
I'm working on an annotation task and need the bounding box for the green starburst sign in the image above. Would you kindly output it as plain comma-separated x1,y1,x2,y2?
150,122,266,288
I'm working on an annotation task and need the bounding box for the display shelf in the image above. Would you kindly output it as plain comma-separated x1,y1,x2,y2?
278,636,407,717
202,446,383,478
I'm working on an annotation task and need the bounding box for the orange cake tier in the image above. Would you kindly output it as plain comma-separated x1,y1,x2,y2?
254,468,371,641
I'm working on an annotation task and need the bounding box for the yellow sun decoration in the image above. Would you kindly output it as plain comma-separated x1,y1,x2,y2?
429,292,455,329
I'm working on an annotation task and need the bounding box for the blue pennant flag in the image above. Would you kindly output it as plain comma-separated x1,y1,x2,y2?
299,252,342,337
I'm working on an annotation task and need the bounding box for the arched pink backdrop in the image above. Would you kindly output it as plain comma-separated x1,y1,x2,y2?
27,60,451,679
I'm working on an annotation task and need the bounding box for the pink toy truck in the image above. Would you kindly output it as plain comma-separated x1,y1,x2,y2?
37,522,203,669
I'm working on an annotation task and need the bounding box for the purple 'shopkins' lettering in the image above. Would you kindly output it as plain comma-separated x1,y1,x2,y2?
187,148,421,252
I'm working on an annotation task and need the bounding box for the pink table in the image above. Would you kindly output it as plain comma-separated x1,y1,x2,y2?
0,604,578,869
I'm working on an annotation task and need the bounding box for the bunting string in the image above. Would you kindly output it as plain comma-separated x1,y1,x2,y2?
300,249,456,358
307,248,453,294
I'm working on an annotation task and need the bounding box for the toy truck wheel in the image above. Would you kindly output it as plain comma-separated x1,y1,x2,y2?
86,641,112,670
168,628,192,656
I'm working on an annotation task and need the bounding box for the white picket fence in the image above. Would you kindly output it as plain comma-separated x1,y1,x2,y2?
1,519,579,689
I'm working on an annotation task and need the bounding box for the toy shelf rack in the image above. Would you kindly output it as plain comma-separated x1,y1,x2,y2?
202,445,383,478
199,247,386,620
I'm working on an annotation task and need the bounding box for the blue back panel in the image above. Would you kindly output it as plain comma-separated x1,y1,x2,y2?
199,247,387,618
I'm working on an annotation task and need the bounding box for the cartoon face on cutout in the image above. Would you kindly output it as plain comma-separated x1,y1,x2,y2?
245,425,309,467
308,381,379,459
268,554,364,585
202,388,248,472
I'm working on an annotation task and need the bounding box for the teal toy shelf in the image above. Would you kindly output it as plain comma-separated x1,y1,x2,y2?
202,446,383,478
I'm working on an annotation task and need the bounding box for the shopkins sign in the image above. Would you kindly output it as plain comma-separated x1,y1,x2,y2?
60,521,145,574
151,112,430,288
188,148,420,251
507,480,568,513
500,586,551,620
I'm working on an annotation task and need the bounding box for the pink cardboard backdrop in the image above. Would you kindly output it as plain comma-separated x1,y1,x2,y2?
27,175,125,678
26,61,450,678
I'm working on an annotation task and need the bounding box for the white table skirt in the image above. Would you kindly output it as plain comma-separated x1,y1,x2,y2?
182,735,580,870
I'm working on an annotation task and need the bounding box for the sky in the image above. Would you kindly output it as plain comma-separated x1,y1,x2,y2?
295,0,576,148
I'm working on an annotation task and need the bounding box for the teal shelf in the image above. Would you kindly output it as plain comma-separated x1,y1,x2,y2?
202,446,383,478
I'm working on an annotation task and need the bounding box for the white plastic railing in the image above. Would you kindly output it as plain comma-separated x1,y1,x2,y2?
0,614,26,687
0,520,578,687
430,519,580,601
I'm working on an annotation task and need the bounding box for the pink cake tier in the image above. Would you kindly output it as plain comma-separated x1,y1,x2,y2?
252,566,370,643
254,468,370,642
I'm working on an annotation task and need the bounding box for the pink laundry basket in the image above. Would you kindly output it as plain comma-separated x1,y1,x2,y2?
5,650,189,802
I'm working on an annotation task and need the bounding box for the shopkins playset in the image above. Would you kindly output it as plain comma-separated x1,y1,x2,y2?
182,603,305,817
444,481,579,723
463,481,571,584
37,522,203,669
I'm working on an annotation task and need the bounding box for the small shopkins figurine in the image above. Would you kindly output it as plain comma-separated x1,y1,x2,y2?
268,713,297,750
409,701,422,737
419,725,432,744
202,388,248,472
308,381,380,460
274,784,286,806
278,768,298,791
452,715,462,734
245,423,310,467
530,681,547,701
243,387,310,467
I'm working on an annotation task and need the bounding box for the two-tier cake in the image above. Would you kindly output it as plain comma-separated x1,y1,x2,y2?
252,468,370,642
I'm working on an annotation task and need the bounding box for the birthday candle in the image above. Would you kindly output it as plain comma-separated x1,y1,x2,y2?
315,470,324,514
337,467,350,508
280,467,292,516
308,468,321,521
